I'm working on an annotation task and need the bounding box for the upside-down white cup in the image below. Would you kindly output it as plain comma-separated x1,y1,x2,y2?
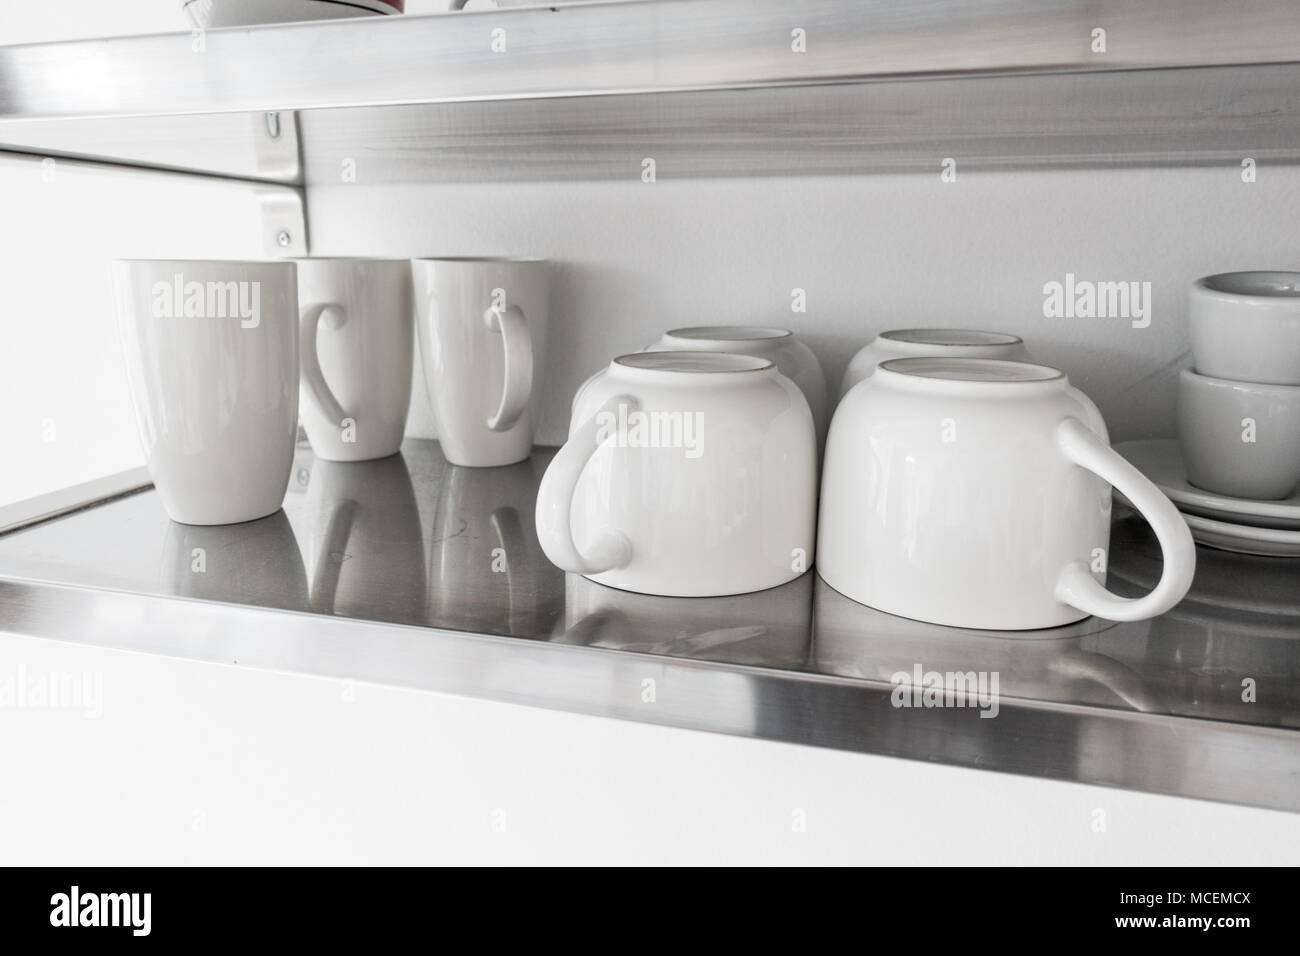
648,327,828,448
818,357,1196,630
113,259,299,526
837,328,1031,401
536,352,817,597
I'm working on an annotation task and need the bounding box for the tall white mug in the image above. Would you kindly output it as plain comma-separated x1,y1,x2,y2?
113,259,299,525
411,258,549,467
296,258,413,462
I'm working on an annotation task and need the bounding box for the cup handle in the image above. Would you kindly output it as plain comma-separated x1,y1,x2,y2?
1053,417,1196,621
299,303,349,429
483,304,533,432
535,394,636,575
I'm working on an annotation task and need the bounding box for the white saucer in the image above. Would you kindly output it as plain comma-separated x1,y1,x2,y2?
1182,513,1300,558
1115,439,1300,530
184,0,398,29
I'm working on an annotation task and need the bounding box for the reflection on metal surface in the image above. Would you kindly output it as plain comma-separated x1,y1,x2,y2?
304,453,425,622
1105,511,1300,728
161,509,308,611
555,571,814,671
812,578,1159,712
429,459,563,637
0,440,1295,725
0,439,1297,809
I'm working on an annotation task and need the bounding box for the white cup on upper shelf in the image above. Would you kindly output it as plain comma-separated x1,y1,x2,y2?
184,0,403,29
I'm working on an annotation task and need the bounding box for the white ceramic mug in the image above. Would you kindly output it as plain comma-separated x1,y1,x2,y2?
536,352,817,597
113,259,299,525
1189,271,1300,385
818,357,1196,630
296,258,413,462
412,258,549,467
1178,368,1300,500
838,328,1031,400
647,327,828,448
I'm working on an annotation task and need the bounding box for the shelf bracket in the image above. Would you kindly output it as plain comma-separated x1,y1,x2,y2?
258,183,308,258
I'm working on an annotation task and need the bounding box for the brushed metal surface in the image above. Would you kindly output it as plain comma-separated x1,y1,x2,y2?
1,0,1299,120
296,64,1300,182
0,439,1296,810
0,111,302,183
4,2,1300,177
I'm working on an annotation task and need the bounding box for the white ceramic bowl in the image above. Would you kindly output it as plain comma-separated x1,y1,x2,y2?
1189,271,1300,385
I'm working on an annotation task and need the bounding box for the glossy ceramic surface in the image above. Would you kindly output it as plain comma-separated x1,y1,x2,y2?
1178,368,1300,500
650,326,828,448
818,357,1196,630
1189,271,1300,385
837,328,1030,401
1182,512,1300,558
113,259,299,525
536,351,817,596
296,258,413,462
412,258,549,467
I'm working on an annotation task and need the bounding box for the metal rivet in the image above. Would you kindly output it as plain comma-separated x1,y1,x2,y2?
277,230,291,247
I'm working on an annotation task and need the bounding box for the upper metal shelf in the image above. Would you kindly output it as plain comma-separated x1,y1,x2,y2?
2,0,1300,121
4,0,1300,184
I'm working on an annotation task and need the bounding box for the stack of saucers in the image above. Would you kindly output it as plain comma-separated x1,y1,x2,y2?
1118,271,1300,557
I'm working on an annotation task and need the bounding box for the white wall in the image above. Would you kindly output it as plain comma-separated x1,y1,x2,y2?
0,157,273,508
305,167,1299,448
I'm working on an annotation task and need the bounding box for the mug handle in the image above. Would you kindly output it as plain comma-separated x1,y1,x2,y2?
535,394,637,575
300,303,349,429
483,304,533,432
1053,417,1196,621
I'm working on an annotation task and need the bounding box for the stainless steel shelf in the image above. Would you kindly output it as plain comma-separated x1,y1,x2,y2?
1,439,1297,812
5,0,1300,120
3,0,1300,180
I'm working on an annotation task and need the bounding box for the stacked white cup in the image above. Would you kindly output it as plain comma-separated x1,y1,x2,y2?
1180,272,1300,501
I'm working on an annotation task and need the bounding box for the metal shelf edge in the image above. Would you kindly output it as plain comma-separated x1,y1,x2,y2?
2,575,1297,814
